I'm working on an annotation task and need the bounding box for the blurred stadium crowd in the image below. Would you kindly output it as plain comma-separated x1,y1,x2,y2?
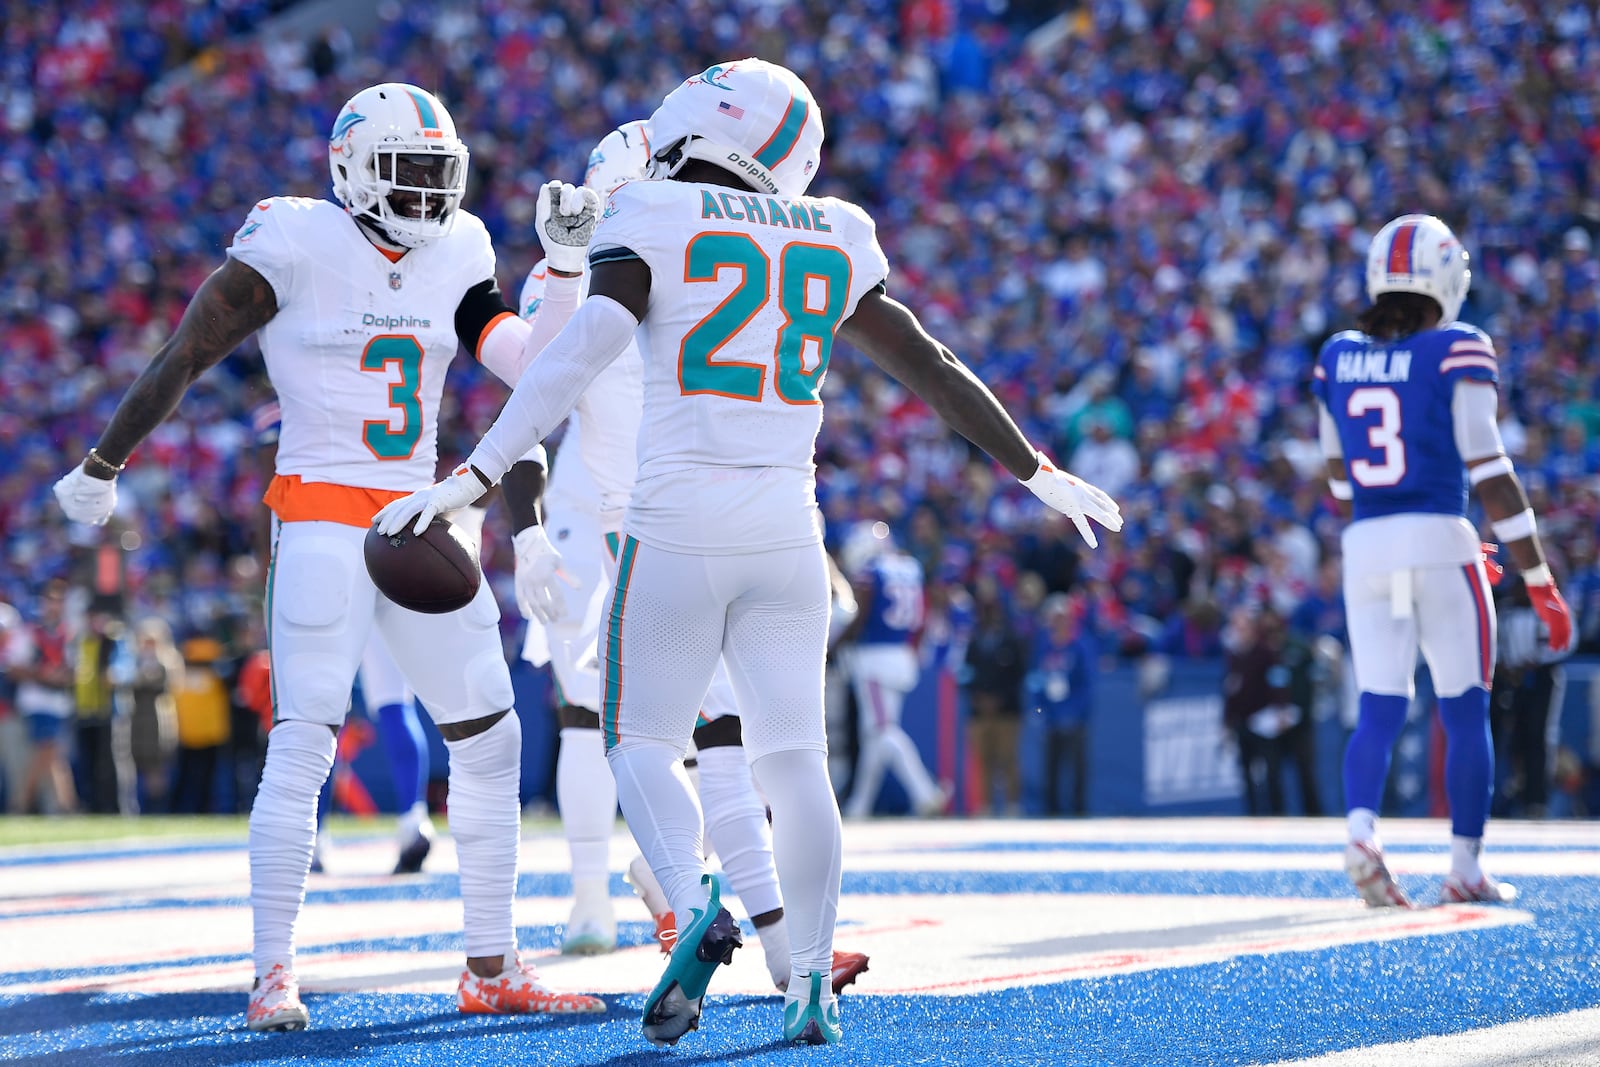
2,0,1599,813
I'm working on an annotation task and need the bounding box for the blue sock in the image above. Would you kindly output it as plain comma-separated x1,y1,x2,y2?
376,701,428,812
1437,687,1493,839
1343,692,1408,813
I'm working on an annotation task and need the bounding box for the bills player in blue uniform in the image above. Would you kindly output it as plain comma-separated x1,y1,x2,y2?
1314,214,1574,908
838,521,949,818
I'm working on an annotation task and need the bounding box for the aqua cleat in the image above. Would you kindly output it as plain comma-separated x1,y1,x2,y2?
783,970,842,1045
640,873,742,1046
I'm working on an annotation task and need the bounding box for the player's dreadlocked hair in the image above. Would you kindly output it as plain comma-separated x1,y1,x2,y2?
1357,292,1442,341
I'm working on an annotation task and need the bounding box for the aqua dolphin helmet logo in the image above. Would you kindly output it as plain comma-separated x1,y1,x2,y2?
329,110,366,157
688,64,737,90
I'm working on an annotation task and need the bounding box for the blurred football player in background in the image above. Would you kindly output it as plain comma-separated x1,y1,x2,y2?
837,520,949,818
376,59,1121,1045
1314,214,1575,909
52,82,605,1030
507,120,870,993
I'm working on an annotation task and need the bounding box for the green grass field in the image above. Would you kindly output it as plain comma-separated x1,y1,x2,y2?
0,813,567,848
0,814,251,847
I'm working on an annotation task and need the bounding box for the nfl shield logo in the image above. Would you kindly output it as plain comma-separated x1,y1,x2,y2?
388,271,403,290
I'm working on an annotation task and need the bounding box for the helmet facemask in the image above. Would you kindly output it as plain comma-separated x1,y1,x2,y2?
342,143,468,248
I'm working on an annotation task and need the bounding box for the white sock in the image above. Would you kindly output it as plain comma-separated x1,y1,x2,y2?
609,737,710,929
249,720,336,977
1451,836,1484,882
445,713,522,960
572,877,609,902
697,745,783,918
880,725,942,810
756,915,792,989
1346,808,1378,846
557,726,617,886
628,854,671,917
844,732,887,818
751,748,841,982
397,801,430,843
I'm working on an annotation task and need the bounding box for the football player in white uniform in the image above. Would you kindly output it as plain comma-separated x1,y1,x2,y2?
252,392,436,876
508,121,871,993
376,60,1122,1046
53,83,606,1030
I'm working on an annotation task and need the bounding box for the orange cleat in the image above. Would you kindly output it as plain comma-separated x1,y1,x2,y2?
653,910,678,954
247,963,308,1032
830,950,870,994
456,956,606,1015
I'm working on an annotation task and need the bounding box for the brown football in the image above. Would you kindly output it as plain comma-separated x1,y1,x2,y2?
363,516,481,614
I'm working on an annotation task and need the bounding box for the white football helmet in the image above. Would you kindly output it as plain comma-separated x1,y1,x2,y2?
585,119,652,197
841,521,894,578
1365,214,1471,324
328,83,469,248
646,58,823,198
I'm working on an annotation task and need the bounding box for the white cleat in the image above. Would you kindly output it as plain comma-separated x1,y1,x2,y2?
563,886,618,955
1344,841,1413,908
1440,871,1518,904
247,964,308,1032
626,855,676,953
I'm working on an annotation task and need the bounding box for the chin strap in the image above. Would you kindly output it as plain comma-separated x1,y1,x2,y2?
658,135,781,197
353,213,411,253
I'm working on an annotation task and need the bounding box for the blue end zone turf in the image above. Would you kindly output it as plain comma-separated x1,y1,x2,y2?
4,820,1599,1066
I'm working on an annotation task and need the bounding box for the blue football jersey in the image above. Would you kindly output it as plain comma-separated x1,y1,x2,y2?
1312,322,1498,521
857,553,925,646
252,400,282,449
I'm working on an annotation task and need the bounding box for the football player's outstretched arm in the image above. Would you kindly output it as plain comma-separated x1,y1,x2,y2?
838,289,1122,547
839,290,1036,477
96,259,277,466
1456,380,1574,650
54,259,278,525
373,258,650,537
468,257,649,481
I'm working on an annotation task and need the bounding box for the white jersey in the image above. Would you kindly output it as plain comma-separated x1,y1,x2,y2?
590,179,889,553
228,196,497,495
542,412,601,521
519,260,643,529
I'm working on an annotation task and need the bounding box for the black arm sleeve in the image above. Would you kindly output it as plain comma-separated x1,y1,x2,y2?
589,244,643,268
454,278,518,355
501,459,547,533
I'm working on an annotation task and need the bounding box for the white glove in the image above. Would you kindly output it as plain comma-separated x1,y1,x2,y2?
373,463,491,537
1021,453,1123,549
54,465,118,526
535,180,601,275
513,526,573,624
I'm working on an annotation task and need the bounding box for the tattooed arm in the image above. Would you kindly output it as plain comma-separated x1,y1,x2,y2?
84,258,278,475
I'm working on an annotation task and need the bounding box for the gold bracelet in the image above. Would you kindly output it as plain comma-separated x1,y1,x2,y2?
86,448,126,475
